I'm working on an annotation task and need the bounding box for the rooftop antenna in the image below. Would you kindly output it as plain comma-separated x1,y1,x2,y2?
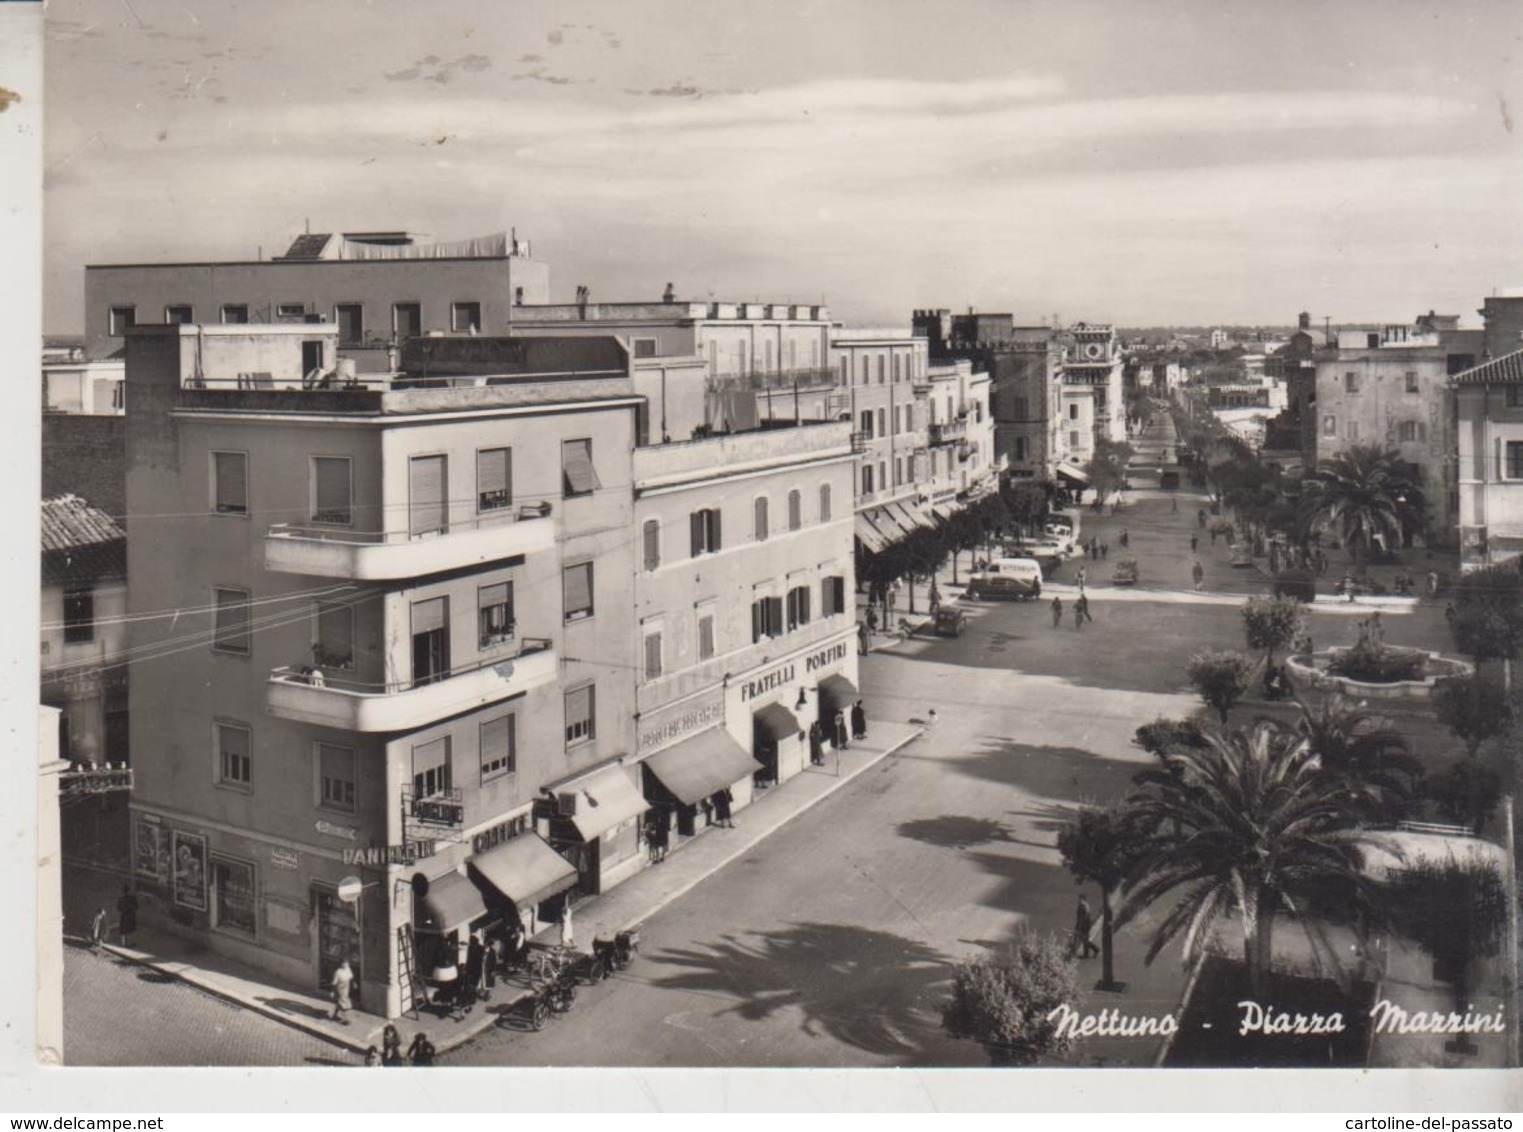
304,217,310,235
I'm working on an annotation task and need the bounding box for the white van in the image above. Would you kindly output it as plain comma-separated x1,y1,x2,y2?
966,557,1044,601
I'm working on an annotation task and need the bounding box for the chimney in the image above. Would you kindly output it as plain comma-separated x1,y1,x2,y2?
1298,311,1310,331
663,282,676,304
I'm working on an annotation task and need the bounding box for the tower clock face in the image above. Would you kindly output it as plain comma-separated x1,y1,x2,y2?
1083,342,1105,360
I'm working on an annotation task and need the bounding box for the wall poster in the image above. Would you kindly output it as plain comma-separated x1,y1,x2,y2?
171,830,208,912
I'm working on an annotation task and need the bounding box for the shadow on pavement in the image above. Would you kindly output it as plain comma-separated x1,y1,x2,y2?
894,814,1015,850
646,921,959,1063
258,996,331,1021
953,740,1138,800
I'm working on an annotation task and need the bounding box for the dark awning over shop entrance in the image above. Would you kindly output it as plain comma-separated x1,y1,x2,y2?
415,870,490,935
566,766,648,841
643,728,762,807
1056,462,1090,485
817,673,858,716
469,834,578,911
753,702,801,743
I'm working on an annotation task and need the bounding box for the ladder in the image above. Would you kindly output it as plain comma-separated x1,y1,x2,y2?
397,926,421,1019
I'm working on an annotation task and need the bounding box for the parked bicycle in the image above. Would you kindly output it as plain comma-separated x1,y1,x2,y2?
592,928,640,975
527,964,578,1031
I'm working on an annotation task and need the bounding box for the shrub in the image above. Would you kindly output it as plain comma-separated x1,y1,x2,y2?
1325,639,1427,684
1272,569,1317,604
1242,594,1305,663
1187,650,1255,724
1413,761,1503,830
1134,717,1208,758
941,933,1079,1066
1431,675,1516,758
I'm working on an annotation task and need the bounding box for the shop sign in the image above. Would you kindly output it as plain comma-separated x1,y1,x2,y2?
637,691,724,752
315,820,359,841
411,798,465,827
804,641,849,673
740,642,851,702
270,847,300,871
472,814,531,855
342,840,438,867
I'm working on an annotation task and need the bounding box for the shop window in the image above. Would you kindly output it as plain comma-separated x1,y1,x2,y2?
313,601,354,670
108,306,136,336
787,490,802,531
819,484,831,522
690,508,722,556
563,561,594,622
479,582,514,648
696,602,716,661
216,721,252,790
212,451,248,515
213,587,251,654
477,447,511,512
220,304,249,325
786,585,811,631
311,456,352,524
561,438,599,498
412,736,451,800
165,304,194,325
565,684,596,747
480,714,516,781
754,496,770,542
451,302,481,333
643,519,661,571
211,856,257,938
63,588,95,645
317,743,356,812
643,629,663,681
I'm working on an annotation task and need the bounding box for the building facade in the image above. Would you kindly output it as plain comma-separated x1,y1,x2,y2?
1453,294,1523,569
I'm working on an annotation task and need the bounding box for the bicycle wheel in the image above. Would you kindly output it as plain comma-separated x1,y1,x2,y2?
589,957,606,983
530,996,549,1031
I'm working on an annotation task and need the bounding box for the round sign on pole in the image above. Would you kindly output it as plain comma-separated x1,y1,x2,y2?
336,876,364,904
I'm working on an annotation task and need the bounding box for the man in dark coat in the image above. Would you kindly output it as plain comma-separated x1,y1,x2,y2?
833,709,850,751
850,699,867,741
808,721,825,766
465,932,486,1004
116,883,139,947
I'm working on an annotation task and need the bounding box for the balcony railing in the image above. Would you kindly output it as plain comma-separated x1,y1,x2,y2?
268,637,556,732
850,431,870,454
707,367,837,392
265,502,555,580
928,420,967,446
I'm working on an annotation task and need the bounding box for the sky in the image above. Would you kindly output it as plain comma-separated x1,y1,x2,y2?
40,0,1523,332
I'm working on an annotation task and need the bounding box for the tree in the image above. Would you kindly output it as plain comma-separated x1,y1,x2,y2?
1120,721,1371,998
1298,446,1420,575
1000,480,1050,539
1186,650,1254,724
1133,717,1209,759
1448,565,1523,675
941,933,1079,1065
1294,696,1417,823
939,508,983,584
1085,437,1135,504
1432,675,1516,759
1384,860,1507,1044
1242,594,1305,668
1057,805,1141,992
1414,761,1504,831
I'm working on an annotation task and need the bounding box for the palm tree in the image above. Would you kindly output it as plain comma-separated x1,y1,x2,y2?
1299,446,1420,574
1119,720,1372,998
1292,695,1419,823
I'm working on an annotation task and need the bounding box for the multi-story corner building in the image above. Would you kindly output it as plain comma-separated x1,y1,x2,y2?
1314,317,1482,546
922,360,1000,512
1061,322,1127,454
1452,293,1523,569
123,323,639,1018
41,494,129,767
83,230,549,364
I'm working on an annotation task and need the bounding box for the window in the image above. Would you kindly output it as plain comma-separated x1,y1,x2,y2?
879,462,887,491
212,451,248,515
1508,442,1523,479
1405,372,1419,394
317,743,356,812
1507,386,1523,409
1398,421,1420,443
393,302,422,340
561,438,599,498
839,358,849,386
643,519,661,571
1069,430,1080,448
565,685,595,746
220,305,249,325
632,337,658,358
751,595,785,641
877,408,887,437
859,410,874,439
563,561,594,622
335,303,364,346
451,302,481,333
904,405,914,431
877,356,886,384
754,496,770,541
1322,414,1337,438
514,286,524,306
165,305,194,325
1346,420,1360,441
476,448,511,512
821,575,846,617
1014,436,1028,462
643,628,663,681
819,484,832,522
108,306,136,336
862,464,875,495
311,456,352,524
1366,333,1380,349
690,508,722,555
481,715,516,781
787,490,802,531
861,356,870,385
410,597,449,687
210,857,257,937
216,722,252,789
1344,372,1360,393
408,454,448,536
478,582,514,648
63,589,95,645
696,602,716,661
1068,403,1078,420
213,588,251,654
786,585,811,631
893,356,902,383
276,303,306,321
313,602,354,669
412,737,451,799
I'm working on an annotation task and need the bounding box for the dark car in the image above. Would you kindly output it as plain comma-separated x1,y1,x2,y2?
933,607,968,637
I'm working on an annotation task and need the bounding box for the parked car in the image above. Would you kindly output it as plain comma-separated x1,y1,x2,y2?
1000,544,1063,576
933,607,969,637
1112,557,1139,585
1229,545,1254,568
967,558,1044,601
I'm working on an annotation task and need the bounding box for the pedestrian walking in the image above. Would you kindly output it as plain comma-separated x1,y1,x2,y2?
1076,593,1091,625
1190,532,1198,553
407,1033,436,1067
713,786,736,828
1119,528,1129,549
329,957,355,1026
1051,594,1063,628
1427,571,1440,598
116,883,139,948
1444,602,1457,625
1073,599,1085,631
808,720,826,766
928,582,941,616
1197,509,1207,528
89,906,109,952
1076,565,1087,591
1100,541,1109,560
1192,560,1205,591
833,708,850,751
646,810,665,864
850,699,867,741
382,1024,405,1066
559,899,575,948
857,620,870,656
465,931,486,1004
1071,895,1100,959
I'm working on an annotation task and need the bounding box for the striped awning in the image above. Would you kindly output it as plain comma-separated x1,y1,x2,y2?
1056,462,1090,485
931,503,958,521
854,514,890,553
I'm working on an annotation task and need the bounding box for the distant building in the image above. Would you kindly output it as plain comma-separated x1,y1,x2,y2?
1453,293,1523,569
1210,328,1228,349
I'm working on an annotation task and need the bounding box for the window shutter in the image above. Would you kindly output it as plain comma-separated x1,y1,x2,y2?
789,491,801,530
832,576,845,616
409,455,447,536
564,562,592,618
699,614,715,660
821,578,833,617
645,632,662,679
411,596,447,634
800,586,811,624
561,439,600,496
481,716,513,772
313,457,351,523
691,512,704,556
477,448,510,505
768,597,783,636
565,685,591,727
820,485,831,522
644,520,660,571
755,497,768,541
215,452,247,513
751,601,762,643
710,508,722,551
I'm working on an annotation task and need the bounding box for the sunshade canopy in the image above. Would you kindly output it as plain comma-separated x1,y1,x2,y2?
469,834,578,910
415,870,489,935
567,766,647,841
644,728,762,807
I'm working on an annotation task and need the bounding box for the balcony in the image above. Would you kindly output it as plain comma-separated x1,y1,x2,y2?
928,419,967,446
265,503,555,580
707,367,837,393
267,638,556,732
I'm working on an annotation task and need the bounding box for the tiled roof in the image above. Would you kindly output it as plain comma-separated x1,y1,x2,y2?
278,233,333,260
41,494,124,552
1452,348,1523,385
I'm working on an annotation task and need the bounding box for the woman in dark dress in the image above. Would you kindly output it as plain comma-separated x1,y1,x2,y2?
850,700,867,741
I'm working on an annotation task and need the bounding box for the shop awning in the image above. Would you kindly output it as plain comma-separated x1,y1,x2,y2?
753,702,802,743
469,834,578,911
874,505,915,538
415,870,490,935
890,501,926,530
854,514,890,553
1056,463,1090,485
931,503,958,521
817,673,858,715
566,766,647,842
644,727,762,807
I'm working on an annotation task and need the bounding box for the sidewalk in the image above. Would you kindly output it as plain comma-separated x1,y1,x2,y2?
66,719,924,1059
